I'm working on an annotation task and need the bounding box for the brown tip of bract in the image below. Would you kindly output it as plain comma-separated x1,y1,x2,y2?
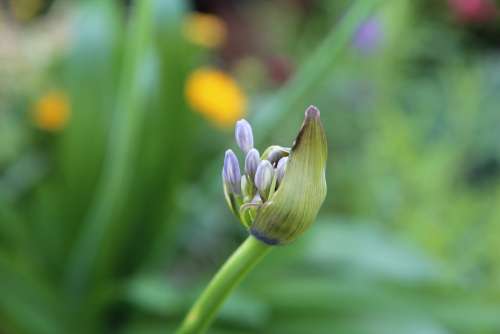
305,105,320,119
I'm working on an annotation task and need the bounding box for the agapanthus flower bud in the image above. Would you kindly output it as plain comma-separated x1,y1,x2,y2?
254,160,274,201
235,119,254,154
262,146,290,166
222,105,327,245
223,149,241,194
276,156,288,184
244,148,260,181
267,148,288,165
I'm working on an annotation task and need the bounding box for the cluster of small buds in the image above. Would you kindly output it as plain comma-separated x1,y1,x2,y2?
222,105,328,245
222,119,290,228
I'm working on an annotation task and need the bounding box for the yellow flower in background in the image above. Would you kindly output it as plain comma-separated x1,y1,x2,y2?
185,68,247,127
183,13,227,48
33,91,70,131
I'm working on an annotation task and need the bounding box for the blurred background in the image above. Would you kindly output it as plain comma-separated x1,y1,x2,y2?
1,0,500,333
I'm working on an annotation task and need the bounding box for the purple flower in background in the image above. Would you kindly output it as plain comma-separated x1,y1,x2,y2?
449,0,497,23
353,18,383,53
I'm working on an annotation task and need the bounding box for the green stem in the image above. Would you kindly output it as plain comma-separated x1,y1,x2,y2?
176,236,272,334
66,0,153,295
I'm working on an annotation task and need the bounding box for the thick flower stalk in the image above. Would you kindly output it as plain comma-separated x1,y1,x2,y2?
177,105,327,334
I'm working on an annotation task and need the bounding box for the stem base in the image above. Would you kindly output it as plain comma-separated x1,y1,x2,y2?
176,236,271,334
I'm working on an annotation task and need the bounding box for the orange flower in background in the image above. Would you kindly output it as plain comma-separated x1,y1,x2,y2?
33,91,70,131
183,13,227,48
185,68,247,127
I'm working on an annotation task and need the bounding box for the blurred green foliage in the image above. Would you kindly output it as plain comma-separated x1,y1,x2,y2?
1,0,500,333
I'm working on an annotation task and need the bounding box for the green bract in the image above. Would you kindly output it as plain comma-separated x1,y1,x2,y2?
250,106,327,244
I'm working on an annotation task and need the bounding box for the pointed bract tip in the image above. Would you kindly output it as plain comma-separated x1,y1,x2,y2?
305,105,320,119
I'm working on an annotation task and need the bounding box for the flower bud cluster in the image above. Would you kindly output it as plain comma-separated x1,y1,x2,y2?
223,119,289,227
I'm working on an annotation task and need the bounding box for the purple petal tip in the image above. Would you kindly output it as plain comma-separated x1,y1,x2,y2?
305,105,320,119
225,149,235,158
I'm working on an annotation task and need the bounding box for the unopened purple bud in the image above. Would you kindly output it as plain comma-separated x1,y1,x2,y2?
267,147,289,165
235,119,254,154
223,149,241,194
254,160,274,198
276,156,288,184
245,148,260,180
